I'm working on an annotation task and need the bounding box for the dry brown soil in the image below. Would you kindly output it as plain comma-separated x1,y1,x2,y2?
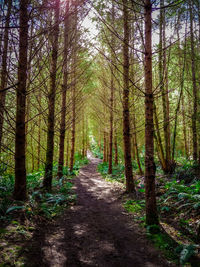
23,157,174,267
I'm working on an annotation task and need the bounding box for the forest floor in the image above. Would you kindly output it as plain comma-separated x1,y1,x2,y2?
21,156,174,267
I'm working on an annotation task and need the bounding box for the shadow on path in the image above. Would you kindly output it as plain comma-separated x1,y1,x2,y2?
23,157,172,267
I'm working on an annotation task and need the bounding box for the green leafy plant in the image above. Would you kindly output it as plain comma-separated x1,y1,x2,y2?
6,206,24,214
98,162,125,183
176,244,196,266
124,200,143,213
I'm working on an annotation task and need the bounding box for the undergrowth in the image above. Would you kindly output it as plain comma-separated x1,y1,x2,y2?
97,162,125,183
90,143,103,159
0,153,88,222
96,154,200,266
0,153,88,266
123,198,200,266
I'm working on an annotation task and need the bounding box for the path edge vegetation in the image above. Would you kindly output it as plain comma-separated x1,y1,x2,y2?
0,153,89,265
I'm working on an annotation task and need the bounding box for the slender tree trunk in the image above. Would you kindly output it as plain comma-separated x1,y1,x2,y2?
82,115,85,157
172,39,186,161
159,0,171,173
189,0,197,161
154,103,166,170
114,134,118,165
181,94,188,158
123,0,135,193
99,129,102,154
65,132,69,167
163,8,171,167
130,24,140,170
0,0,12,151
25,94,30,156
43,0,60,190
70,65,76,169
177,24,188,159
106,134,109,162
37,90,41,170
108,2,115,174
144,0,159,225
58,1,69,178
85,118,88,156
37,116,41,169
132,136,136,160
13,0,29,200
31,124,34,172
69,66,76,172
69,3,78,172
103,131,106,162
108,73,114,173
133,113,143,175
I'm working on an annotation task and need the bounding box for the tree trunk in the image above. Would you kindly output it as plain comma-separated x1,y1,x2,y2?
189,0,197,161
69,63,76,172
108,1,115,174
85,118,88,156
132,136,136,161
159,0,171,173
82,115,85,157
181,94,188,158
43,0,60,190
13,0,29,200
58,1,69,178
133,113,143,175
144,0,159,225
106,134,109,162
65,132,69,167
122,0,135,193
103,131,107,162
162,7,171,168
154,103,166,170
172,36,186,161
37,91,41,170
70,42,77,171
0,0,12,151
114,134,118,165
30,123,34,172
108,73,114,173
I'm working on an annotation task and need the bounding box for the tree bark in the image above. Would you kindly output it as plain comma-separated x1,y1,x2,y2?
144,0,159,225
162,7,171,168
13,0,29,200
122,0,135,193
43,0,60,190
108,73,114,173
114,134,118,165
181,94,188,158
65,132,69,167
154,103,166,171
0,0,12,151
189,0,197,161
103,131,107,162
133,112,143,175
37,90,41,170
58,1,69,178
108,1,115,174
69,60,76,173
69,5,77,172
159,0,171,173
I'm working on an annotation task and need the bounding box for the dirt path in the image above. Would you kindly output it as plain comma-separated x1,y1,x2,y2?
24,157,173,267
